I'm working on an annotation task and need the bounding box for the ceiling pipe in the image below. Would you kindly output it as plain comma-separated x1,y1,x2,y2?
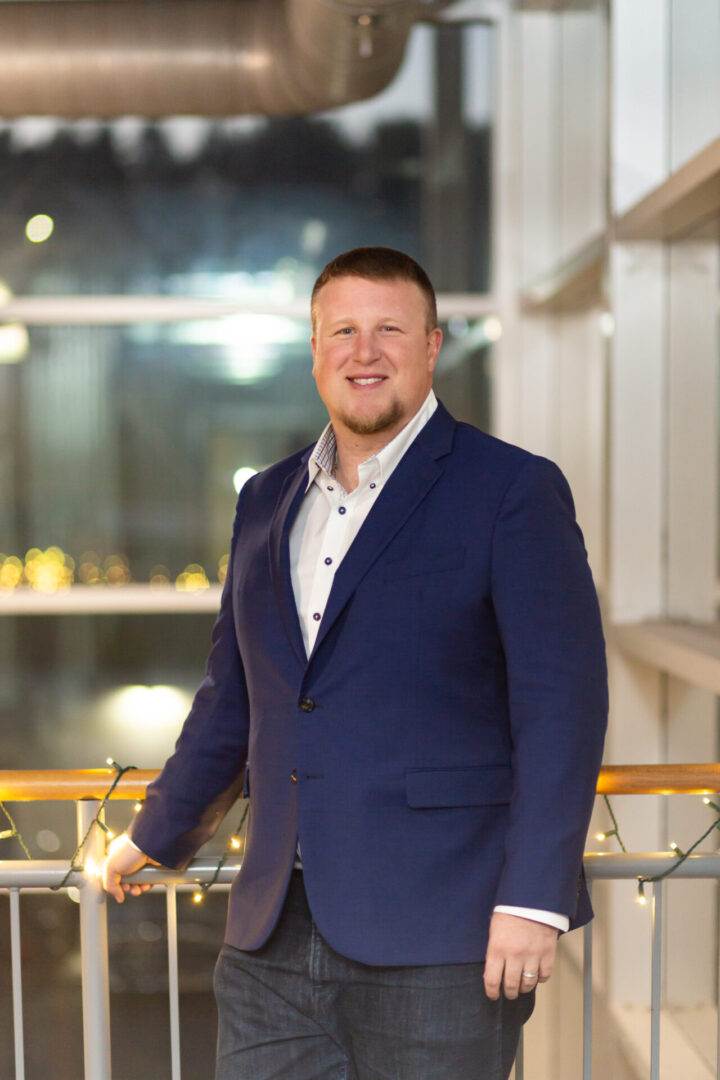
0,0,421,118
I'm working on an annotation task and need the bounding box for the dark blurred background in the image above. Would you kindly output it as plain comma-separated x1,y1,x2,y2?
0,19,494,1078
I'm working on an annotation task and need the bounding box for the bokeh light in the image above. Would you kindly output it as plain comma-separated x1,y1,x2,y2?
23,546,74,593
25,213,54,243
149,564,171,588
481,316,502,343
0,323,29,363
175,563,210,592
218,554,230,585
104,554,131,586
233,466,258,494
100,684,192,737
0,547,229,591
480,316,502,343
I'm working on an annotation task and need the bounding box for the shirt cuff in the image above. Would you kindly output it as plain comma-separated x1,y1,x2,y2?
493,905,569,933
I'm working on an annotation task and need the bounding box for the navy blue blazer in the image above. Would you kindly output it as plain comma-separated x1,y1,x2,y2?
131,402,608,965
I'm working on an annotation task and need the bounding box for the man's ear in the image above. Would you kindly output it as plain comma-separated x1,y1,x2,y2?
427,327,443,372
310,335,317,377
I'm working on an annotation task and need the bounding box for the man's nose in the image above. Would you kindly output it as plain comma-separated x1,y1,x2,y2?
353,331,381,363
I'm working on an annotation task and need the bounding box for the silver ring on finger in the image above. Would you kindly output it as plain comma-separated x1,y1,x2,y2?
522,971,538,980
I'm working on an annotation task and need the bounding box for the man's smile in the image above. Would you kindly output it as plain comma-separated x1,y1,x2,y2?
347,376,387,386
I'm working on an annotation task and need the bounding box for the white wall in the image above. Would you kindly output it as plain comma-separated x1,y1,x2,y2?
493,0,720,1073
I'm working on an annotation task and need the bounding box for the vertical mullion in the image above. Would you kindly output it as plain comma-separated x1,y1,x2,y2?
9,889,25,1080
166,884,181,1080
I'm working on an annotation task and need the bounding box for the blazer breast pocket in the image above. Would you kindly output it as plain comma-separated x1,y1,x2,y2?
405,764,512,808
384,545,466,582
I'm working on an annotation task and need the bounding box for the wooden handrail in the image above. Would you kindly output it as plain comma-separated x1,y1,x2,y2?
596,763,720,795
0,769,158,801
1,764,720,801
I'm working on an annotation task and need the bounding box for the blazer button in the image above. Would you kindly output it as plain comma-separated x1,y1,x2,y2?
291,770,297,783
299,698,315,713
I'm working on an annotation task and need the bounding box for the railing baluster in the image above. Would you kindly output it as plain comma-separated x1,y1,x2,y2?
166,883,182,1080
583,889,593,1080
9,888,25,1080
76,800,112,1080
514,1027,523,1080
650,881,663,1080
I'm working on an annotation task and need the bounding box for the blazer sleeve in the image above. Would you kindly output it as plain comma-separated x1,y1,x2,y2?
490,455,608,918
129,491,251,870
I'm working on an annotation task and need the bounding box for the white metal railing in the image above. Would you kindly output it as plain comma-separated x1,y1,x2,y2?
581,853,720,1080
0,798,241,1080
3,769,720,1080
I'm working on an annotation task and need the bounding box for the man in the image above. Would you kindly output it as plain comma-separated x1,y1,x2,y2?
103,247,607,1079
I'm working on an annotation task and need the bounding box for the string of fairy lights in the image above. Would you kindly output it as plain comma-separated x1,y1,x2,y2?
2,766,719,907
0,800,31,859
53,759,138,891
594,793,720,904
0,758,250,904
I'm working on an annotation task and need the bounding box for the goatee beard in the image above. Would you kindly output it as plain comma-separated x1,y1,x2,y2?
338,400,403,436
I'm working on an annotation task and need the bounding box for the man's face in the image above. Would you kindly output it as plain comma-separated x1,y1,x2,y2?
311,275,442,444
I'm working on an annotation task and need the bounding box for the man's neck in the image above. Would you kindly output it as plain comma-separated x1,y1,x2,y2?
329,392,436,493
333,431,393,493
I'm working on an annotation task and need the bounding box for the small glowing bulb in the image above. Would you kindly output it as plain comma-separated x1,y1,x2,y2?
106,758,113,766
193,891,204,904
106,830,115,840
669,842,678,851
704,797,711,805
595,832,607,841
134,803,143,813
636,893,647,906
231,836,241,850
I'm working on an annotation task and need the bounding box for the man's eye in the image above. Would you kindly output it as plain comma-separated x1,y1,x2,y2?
337,327,354,335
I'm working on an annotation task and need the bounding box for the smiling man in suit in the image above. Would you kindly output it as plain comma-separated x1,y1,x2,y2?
103,247,607,1080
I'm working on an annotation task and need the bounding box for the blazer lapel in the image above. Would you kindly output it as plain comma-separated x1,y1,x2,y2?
267,454,311,665
309,403,456,660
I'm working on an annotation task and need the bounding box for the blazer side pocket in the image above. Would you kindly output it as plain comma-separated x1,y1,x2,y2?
406,764,512,808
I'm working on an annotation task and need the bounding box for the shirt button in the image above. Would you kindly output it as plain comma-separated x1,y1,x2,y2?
327,485,334,491
338,506,347,515
324,557,332,566
291,770,297,782
312,612,321,622
300,698,315,713
369,482,377,490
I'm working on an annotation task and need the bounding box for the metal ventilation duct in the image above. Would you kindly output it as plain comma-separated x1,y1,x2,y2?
0,0,420,117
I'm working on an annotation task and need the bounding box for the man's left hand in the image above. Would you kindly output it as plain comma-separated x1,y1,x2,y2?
483,912,558,1001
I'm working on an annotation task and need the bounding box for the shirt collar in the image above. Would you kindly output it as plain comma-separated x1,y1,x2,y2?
305,389,438,493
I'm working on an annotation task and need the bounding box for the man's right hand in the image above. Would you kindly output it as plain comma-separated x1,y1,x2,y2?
101,832,155,902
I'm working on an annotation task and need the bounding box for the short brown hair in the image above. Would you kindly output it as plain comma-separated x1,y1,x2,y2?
311,247,438,332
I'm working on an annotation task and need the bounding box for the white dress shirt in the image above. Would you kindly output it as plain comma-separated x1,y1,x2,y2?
288,390,568,934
